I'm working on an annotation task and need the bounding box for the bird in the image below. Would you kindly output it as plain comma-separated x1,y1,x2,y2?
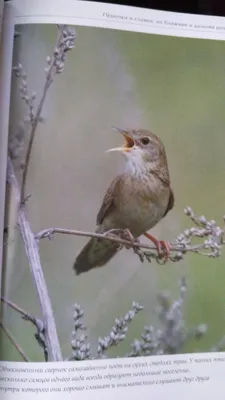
73,127,174,275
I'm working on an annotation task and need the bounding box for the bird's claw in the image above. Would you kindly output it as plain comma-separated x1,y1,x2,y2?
156,240,171,264
144,232,170,264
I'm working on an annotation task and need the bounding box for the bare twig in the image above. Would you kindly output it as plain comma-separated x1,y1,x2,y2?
7,157,62,361
14,25,75,202
1,296,48,361
1,295,33,317
0,320,30,361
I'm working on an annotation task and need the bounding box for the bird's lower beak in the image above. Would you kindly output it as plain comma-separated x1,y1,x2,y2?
106,127,135,153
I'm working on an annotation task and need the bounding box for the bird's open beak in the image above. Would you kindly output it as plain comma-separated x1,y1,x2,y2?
106,126,135,153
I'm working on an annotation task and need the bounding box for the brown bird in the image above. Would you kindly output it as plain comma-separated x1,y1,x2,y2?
73,127,174,275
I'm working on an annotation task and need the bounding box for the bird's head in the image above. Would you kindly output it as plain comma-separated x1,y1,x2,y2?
106,127,167,171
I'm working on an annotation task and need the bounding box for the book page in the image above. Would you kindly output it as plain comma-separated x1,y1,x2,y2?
1,0,225,398
0,3,15,298
0,0,3,39
9,0,225,39
1,353,225,399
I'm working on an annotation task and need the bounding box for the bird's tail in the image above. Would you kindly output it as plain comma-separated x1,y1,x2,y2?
73,236,119,275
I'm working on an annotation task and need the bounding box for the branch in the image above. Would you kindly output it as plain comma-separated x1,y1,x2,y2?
35,226,209,251
0,320,30,361
12,25,76,202
6,25,76,360
35,209,225,264
1,296,48,361
7,157,62,361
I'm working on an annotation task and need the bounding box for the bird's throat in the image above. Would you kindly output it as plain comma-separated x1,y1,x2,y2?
124,153,147,178
123,153,170,188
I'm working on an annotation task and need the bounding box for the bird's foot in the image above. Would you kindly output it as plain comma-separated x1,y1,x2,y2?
122,229,139,249
157,240,170,263
104,228,138,250
144,232,170,264
104,229,123,237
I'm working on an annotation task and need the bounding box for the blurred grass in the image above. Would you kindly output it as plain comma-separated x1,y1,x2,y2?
1,25,225,361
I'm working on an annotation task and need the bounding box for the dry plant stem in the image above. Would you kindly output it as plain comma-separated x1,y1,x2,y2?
0,320,30,361
1,295,42,327
20,28,64,202
36,227,225,254
1,296,30,317
7,157,62,361
1,296,48,361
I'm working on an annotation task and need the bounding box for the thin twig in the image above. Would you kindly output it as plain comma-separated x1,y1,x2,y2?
0,320,30,361
20,27,64,202
35,227,225,255
1,296,31,317
7,157,62,361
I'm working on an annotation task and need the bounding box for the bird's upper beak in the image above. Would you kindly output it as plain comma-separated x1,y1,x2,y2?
106,126,135,153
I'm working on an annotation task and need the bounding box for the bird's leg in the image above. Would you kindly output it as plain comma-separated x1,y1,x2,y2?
104,228,138,249
144,232,170,263
122,228,139,249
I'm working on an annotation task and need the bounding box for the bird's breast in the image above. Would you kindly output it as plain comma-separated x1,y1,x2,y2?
106,173,170,237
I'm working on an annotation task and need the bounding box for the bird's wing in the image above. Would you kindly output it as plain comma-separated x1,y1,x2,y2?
163,187,174,218
96,177,119,225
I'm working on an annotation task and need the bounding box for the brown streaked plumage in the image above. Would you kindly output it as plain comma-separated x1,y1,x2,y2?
73,127,174,275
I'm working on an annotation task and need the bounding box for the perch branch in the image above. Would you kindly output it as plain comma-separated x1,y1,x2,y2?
7,157,62,361
1,296,48,361
0,320,30,361
35,226,221,251
35,209,225,264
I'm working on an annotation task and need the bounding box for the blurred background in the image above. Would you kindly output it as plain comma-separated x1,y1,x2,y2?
1,24,225,360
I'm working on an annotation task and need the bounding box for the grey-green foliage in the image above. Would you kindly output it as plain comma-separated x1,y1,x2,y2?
69,278,224,361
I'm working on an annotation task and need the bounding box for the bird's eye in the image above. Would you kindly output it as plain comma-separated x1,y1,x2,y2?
141,137,150,145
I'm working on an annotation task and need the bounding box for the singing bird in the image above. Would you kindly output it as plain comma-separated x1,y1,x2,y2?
73,127,174,275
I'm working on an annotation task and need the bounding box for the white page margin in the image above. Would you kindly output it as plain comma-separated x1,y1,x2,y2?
9,0,225,41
